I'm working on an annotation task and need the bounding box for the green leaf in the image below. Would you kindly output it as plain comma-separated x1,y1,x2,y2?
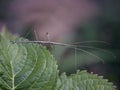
0,29,116,90
0,29,58,90
55,70,116,90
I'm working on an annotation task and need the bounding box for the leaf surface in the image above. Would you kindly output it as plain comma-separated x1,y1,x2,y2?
0,30,58,90
55,70,116,90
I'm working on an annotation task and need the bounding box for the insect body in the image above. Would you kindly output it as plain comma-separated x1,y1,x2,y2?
13,40,115,62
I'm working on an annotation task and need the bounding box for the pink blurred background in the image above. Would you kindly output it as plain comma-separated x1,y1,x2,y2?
0,0,99,41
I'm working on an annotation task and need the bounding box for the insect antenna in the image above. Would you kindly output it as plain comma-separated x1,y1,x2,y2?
71,40,110,45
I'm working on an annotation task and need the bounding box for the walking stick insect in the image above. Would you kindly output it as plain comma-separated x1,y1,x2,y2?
12,31,115,70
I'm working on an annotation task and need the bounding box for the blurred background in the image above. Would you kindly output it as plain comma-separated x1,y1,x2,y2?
0,0,120,89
